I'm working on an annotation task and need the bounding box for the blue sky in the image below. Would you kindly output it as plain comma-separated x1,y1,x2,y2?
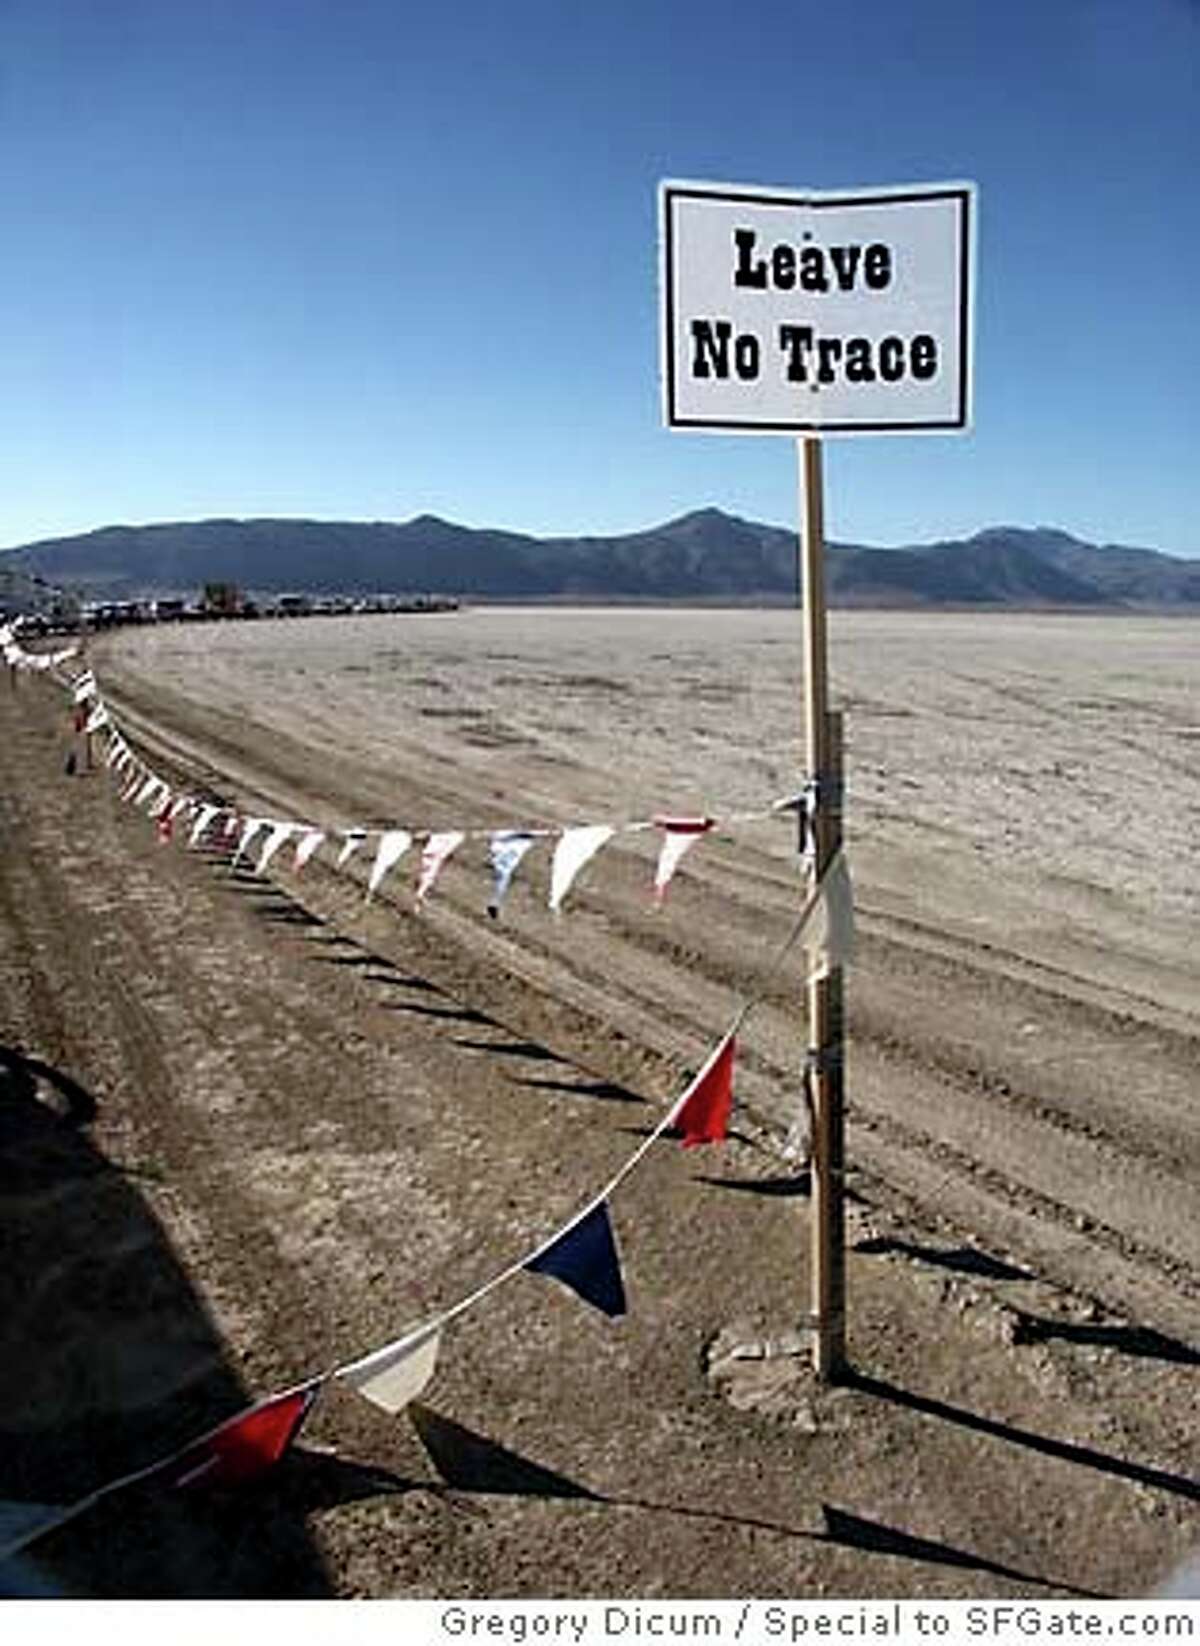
0,0,1196,553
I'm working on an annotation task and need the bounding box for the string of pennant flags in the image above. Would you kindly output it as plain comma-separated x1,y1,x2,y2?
0,618,854,1559
13,644,819,916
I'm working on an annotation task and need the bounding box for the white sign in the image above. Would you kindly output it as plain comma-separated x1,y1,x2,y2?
660,179,975,435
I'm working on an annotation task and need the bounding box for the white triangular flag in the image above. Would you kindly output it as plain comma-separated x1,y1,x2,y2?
83,703,108,735
168,795,192,822
133,776,158,807
336,830,367,869
652,817,713,902
257,821,297,875
549,824,615,913
415,830,464,905
366,829,412,900
803,850,855,981
293,828,326,872
335,1325,441,1415
72,672,96,704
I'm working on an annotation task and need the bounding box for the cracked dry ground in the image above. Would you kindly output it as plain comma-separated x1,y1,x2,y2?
1,609,1197,1598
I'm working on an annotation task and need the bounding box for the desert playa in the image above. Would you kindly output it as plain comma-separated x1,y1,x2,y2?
2,606,1197,1597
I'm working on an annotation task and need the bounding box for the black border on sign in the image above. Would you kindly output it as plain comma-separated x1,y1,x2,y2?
660,181,974,435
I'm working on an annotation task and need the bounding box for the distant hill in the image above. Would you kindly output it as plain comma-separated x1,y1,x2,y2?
0,561,57,616
4,511,1198,609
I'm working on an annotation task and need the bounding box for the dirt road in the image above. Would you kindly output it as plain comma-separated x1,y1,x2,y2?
2,610,1197,1598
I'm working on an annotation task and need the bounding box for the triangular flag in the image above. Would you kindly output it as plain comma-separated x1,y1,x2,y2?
232,816,268,868
133,776,159,807
83,703,108,735
487,830,537,917
336,829,367,869
548,824,615,913
72,672,96,703
669,1031,736,1147
526,1200,627,1318
366,828,413,900
803,851,855,981
652,816,714,903
148,1380,323,1491
257,821,297,875
188,803,220,848
415,829,464,905
168,795,193,822
293,828,326,872
335,1325,441,1415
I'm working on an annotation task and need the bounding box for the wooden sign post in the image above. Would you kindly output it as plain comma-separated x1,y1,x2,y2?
798,435,846,1378
661,177,975,1382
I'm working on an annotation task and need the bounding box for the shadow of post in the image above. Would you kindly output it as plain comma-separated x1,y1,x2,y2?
405,1403,1102,1597
845,1369,1200,1504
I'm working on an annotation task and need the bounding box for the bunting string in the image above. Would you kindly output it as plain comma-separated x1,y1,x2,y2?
2,626,812,917
0,619,854,1554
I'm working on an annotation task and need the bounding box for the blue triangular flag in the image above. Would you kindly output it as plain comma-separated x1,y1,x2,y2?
525,1201,627,1318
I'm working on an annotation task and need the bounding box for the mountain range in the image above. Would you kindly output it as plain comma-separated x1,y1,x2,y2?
3,510,1199,610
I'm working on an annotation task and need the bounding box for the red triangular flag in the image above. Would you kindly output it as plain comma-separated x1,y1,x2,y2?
152,1381,322,1491
673,1033,736,1147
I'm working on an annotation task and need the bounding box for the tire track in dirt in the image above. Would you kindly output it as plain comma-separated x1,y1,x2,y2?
94,650,1200,1354
0,690,341,1594
0,699,323,1395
